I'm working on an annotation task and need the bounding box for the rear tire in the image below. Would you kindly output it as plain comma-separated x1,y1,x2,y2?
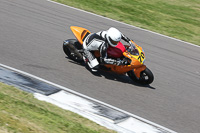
127,67,154,85
63,39,83,63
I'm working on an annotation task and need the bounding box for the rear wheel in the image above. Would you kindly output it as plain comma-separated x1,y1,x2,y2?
127,67,154,85
63,39,83,63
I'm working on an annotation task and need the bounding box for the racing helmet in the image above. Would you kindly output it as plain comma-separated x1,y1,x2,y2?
106,27,122,47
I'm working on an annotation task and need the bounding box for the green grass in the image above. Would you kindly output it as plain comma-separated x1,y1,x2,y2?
0,82,116,133
54,0,200,45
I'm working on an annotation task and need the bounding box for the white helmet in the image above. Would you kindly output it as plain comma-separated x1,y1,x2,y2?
106,27,122,47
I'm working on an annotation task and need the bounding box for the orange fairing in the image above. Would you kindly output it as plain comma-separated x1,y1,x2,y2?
134,65,146,78
104,64,135,74
70,26,91,44
123,52,141,66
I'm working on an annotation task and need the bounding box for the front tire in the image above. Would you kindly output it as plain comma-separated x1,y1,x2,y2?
127,67,154,85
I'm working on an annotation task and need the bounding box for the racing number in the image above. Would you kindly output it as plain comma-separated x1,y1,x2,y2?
138,52,145,63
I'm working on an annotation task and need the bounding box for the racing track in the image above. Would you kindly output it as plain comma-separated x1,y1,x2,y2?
0,0,200,133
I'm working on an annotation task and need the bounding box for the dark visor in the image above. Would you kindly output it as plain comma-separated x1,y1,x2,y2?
109,36,119,45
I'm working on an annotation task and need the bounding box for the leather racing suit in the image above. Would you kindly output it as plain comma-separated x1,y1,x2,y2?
83,30,131,70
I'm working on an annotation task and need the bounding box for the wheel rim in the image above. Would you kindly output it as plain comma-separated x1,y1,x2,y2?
140,72,149,81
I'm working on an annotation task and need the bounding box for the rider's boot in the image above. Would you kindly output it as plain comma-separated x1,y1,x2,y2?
83,50,99,72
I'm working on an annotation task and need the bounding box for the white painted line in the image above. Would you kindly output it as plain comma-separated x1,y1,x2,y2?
117,117,164,133
47,0,199,48
0,63,177,133
34,91,133,133
34,90,167,133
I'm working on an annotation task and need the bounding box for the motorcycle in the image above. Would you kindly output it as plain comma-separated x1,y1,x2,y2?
63,26,154,85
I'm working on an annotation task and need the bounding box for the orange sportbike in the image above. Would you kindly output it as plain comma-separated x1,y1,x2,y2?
63,26,154,85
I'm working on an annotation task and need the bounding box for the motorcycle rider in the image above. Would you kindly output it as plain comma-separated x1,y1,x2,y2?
83,27,132,71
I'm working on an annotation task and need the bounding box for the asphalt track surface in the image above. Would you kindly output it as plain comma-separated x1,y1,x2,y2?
0,0,200,133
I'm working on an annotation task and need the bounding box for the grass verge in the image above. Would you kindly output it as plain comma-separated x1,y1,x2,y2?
53,0,200,45
0,82,116,133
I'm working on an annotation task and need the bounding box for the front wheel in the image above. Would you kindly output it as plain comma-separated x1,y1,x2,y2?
127,67,154,85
